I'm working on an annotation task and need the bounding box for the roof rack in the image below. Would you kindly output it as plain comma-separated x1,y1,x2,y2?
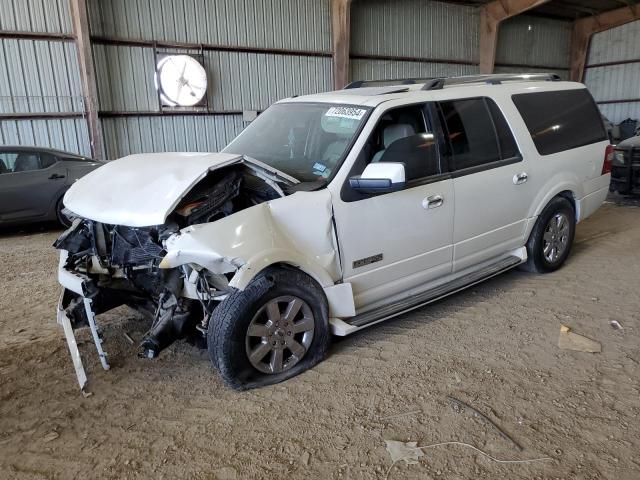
343,73,561,91
344,77,438,89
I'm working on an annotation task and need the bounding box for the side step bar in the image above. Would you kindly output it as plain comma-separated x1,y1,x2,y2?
345,255,522,329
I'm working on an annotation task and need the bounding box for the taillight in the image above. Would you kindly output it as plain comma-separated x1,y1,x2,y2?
602,144,614,174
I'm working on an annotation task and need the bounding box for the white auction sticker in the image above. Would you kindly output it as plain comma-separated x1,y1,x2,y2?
325,106,367,120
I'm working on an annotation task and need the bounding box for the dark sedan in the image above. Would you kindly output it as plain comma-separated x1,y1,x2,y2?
0,146,105,227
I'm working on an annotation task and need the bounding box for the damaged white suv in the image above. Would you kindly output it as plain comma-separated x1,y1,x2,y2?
55,74,612,391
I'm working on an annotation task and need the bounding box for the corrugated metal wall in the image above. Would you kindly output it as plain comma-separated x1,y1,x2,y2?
0,39,83,113
350,0,479,80
0,118,91,156
0,0,72,33
101,115,243,157
87,0,331,52
494,14,571,79
584,20,640,123
93,45,332,112
0,0,90,155
89,0,333,159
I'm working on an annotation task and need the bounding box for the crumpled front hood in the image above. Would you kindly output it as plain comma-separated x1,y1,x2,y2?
63,152,296,227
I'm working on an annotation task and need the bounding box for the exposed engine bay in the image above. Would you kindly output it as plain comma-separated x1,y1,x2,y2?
55,165,283,362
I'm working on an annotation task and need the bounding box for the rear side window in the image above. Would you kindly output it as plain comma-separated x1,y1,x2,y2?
487,100,519,159
438,97,520,171
512,89,607,156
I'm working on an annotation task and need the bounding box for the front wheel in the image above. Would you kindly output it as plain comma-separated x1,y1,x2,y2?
521,196,576,273
208,267,330,390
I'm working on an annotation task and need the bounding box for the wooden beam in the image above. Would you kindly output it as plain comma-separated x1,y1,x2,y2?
70,0,103,160
570,5,640,82
331,0,351,89
479,0,551,74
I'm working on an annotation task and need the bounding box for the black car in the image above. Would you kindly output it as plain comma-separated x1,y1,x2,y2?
610,135,640,196
0,146,105,227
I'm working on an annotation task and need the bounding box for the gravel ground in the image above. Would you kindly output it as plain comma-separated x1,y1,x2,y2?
1,200,639,479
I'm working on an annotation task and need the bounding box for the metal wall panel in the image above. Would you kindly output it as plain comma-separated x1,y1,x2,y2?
94,44,333,112
588,20,640,65
351,0,478,62
584,64,640,102
585,20,640,123
0,38,83,113
0,118,90,156
350,59,478,81
493,65,569,80
93,44,158,111
87,0,331,52
0,0,72,34
598,102,640,124
495,15,571,70
101,114,244,159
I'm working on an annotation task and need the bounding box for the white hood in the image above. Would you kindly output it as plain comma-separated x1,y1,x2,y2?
63,152,296,227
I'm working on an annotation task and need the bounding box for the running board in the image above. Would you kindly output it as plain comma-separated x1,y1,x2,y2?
345,255,522,329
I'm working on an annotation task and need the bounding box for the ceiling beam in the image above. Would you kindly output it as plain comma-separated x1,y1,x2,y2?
570,4,640,82
479,0,551,74
331,0,352,89
70,0,103,160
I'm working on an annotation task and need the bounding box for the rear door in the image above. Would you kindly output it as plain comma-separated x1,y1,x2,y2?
436,97,534,271
0,151,66,221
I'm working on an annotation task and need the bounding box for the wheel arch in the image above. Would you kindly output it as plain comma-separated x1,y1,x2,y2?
230,258,356,319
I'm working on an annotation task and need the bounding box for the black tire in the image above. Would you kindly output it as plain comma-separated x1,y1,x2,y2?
521,196,575,273
56,197,72,228
208,266,330,390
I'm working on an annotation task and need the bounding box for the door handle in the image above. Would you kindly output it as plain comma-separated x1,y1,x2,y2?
513,172,528,185
422,194,443,210
49,173,65,180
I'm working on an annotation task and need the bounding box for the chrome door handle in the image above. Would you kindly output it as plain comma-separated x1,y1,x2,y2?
422,195,443,209
513,172,528,185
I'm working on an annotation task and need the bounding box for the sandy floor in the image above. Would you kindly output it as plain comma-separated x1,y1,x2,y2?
1,201,639,479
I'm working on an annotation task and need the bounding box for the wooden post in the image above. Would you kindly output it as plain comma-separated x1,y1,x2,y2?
479,0,551,74
570,5,640,82
70,0,103,160
331,0,352,89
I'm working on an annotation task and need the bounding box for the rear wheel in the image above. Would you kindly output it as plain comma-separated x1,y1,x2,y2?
208,267,330,390
521,196,575,273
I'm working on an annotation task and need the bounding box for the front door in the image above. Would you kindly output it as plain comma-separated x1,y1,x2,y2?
331,103,454,309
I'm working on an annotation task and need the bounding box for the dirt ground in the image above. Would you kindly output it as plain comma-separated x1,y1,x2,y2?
1,199,639,480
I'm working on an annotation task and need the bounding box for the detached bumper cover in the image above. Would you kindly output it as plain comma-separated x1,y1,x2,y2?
57,250,110,392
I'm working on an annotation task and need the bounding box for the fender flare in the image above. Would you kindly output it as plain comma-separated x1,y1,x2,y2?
228,248,335,290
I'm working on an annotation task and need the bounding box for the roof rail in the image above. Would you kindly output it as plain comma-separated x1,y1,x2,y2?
421,73,561,90
344,73,561,91
344,77,437,89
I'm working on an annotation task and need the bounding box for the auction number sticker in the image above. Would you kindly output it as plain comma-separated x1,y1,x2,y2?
325,107,367,120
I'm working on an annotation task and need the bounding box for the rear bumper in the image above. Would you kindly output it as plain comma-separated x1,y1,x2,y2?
577,181,609,222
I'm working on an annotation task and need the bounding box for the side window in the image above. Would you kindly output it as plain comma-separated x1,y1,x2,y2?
360,104,441,182
486,100,520,159
512,89,607,156
438,98,502,171
40,153,58,169
9,152,42,173
0,153,18,174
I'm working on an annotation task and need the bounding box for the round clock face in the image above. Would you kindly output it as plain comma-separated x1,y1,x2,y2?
156,55,207,107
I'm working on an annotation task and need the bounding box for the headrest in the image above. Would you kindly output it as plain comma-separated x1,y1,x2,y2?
384,124,415,148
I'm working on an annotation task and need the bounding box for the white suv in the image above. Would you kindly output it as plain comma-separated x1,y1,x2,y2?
55,73,612,391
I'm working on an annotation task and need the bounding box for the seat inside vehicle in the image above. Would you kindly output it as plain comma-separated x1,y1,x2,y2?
13,154,40,172
371,124,415,163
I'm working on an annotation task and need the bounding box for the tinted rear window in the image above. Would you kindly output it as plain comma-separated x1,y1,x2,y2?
512,89,607,156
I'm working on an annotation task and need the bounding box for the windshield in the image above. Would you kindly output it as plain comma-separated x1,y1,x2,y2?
223,103,370,182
